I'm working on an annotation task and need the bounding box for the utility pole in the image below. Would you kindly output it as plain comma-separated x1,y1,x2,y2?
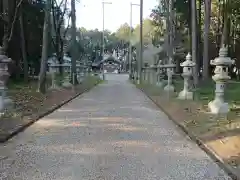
102,1,112,80
71,0,77,85
129,3,140,80
138,0,143,84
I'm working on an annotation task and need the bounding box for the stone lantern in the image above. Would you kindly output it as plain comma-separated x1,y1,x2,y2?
178,53,195,100
163,58,176,92
208,46,234,114
49,63,60,90
156,59,164,87
0,47,13,111
61,63,72,87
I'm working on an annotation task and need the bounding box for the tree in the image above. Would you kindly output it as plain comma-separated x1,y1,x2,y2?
150,5,165,43
38,0,51,93
115,23,131,42
70,0,77,84
132,19,156,45
19,2,28,82
51,0,70,75
202,0,211,80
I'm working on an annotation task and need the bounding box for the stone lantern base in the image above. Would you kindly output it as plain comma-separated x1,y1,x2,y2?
0,87,13,113
62,82,72,88
62,76,72,87
208,99,229,114
178,90,193,100
49,83,60,90
4,97,13,108
163,84,174,92
99,73,104,80
156,80,164,87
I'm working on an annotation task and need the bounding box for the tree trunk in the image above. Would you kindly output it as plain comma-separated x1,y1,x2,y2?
19,5,28,83
216,0,221,49
197,0,202,75
202,0,211,80
221,0,228,47
188,0,192,51
164,0,169,64
191,0,198,86
70,0,78,84
2,0,10,54
38,0,51,93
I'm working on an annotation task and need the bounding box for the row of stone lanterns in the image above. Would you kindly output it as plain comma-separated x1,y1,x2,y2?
141,46,234,115
0,47,13,112
178,46,233,114
49,63,88,90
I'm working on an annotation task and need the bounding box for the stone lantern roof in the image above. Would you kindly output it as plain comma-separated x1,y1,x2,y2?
180,53,195,67
210,47,234,66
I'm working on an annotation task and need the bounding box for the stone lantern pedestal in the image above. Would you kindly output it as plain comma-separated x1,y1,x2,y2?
79,68,85,83
178,53,195,100
142,68,146,82
156,60,164,87
149,65,155,84
61,63,72,87
163,63,176,92
144,67,149,83
208,47,234,114
49,63,60,90
0,47,13,111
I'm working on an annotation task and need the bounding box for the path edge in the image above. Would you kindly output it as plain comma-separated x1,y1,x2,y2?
0,81,101,143
136,86,240,180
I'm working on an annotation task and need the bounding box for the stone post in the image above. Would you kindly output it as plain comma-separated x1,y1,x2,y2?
208,46,234,114
149,65,154,84
156,60,164,87
76,65,80,81
80,66,85,82
142,68,146,82
151,65,157,85
0,47,13,111
144,67,149,83
163,62,176,92
178,53,195,100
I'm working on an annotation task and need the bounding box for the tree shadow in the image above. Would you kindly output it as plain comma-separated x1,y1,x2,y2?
0,111,229,180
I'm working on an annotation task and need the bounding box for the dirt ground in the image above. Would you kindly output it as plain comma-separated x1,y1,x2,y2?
0,76,101,142
137,83,240,178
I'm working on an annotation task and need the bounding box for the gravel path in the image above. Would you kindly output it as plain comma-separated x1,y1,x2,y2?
0,74,230,179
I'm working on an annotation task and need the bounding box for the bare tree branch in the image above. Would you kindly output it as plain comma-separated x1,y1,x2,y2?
8,0,24,42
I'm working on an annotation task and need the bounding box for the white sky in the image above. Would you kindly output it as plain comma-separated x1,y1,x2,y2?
75,0,158,32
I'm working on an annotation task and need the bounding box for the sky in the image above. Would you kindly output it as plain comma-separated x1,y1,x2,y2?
75,0,158,32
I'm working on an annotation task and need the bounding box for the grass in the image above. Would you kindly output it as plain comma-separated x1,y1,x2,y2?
135,79,240,172
0,75,101,141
